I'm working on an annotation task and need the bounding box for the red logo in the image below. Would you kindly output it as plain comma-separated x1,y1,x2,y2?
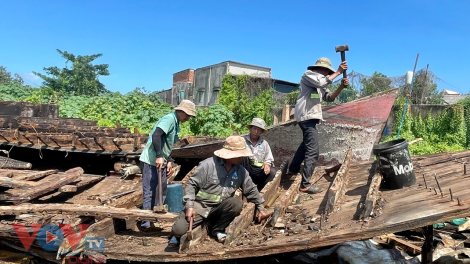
12,224,89,251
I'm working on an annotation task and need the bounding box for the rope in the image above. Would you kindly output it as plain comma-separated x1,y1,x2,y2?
28,125,43,159
0,145,15,169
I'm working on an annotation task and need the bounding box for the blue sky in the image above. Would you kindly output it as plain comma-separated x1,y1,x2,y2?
1,0,469,94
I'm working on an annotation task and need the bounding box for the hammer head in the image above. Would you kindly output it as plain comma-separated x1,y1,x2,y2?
335,45,349,52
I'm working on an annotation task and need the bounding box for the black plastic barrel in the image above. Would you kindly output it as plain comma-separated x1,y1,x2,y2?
372,139,416,189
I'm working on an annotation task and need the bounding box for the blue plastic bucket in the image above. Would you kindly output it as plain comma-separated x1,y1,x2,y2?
164,183,184,213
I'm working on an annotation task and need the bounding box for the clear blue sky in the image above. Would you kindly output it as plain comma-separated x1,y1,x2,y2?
1,0,469,94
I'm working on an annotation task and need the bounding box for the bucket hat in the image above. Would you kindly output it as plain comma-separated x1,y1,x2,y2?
247,118,267,133
307,57,335,75
174,100,196,117
214,136,254,159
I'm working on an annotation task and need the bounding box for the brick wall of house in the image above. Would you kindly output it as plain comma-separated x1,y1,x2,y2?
173,69,194,84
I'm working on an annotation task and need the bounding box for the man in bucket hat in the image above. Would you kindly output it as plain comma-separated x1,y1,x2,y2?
289,58,349,194
139,99,196,230
168,135,269,247
241,117,276,191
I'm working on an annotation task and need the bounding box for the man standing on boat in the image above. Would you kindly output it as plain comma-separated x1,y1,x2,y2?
168,135,269,246
241,117,276,191
289,58,349,194
139,100,196,230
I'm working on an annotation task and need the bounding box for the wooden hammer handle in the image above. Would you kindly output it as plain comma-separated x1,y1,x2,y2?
341,52,347,78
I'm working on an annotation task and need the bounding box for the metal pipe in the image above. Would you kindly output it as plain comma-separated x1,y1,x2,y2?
449,188,454,201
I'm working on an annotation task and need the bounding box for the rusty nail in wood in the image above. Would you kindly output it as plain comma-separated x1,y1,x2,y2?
450,188,454,201
434,188,438,195
423,174,428,189
465,163,467,175
434,173,443,194
457,198,462,206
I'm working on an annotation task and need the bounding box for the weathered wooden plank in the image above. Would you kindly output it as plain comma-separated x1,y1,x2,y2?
325,148,352,215
0,156,32,170
0,177,37,189
270,174,302,228
8,167,84,204
12,169,58,181
260,161,286,207
385,234,422,254
166,165,181,183
0,204,178,222
180,166,197,190
224,165,284,245
360,173,382,219
108,189,143,208
60,185,77,192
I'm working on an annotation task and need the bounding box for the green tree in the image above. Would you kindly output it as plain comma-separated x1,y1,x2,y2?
401,69,443,104
0,66,24,85
33,49,110,96
359,72,392,97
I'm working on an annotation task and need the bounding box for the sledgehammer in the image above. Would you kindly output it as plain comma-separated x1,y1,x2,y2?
335,45,349,78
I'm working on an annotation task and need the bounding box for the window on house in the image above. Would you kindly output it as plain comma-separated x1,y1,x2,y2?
179,91,184,103
197,91,204,105
210,90,219,105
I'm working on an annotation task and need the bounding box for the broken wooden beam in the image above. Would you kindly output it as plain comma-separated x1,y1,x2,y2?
7,167,84,204
179,224,207,254
166,165,181,183
325,148,352,215
0,204,178,222
360,173,382,219
261,160,286,207
270,173,302,228
0,177,37,189
224,164,284,245
0,156,32,170
12,169,58,181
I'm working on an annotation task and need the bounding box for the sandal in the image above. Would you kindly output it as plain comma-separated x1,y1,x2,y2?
300,186,324,194
167,236,180,247
216,233,227,243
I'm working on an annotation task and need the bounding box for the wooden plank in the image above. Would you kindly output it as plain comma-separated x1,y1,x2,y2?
0,177,37,189
181,166,197,190
325,148,352,215
166,165,181,182
0,204,178,222
360,173,382,219
261,160,286,207
224,165,284,245
75,175,106,188
8,167,83,204
60,185,77,192
12,169,58,181
108,189,143,208
386,234,421,254
270,174,302,228
0,156,32,170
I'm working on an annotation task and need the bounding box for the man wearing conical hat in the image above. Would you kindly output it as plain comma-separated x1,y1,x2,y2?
241,117,276,191
139,100,196,230
168,135,269,247
289,58,349,194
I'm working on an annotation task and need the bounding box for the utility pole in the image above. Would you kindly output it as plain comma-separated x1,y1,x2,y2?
420,64,430,104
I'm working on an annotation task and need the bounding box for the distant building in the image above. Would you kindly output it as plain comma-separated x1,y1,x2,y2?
441,89,469,105
156,61,298,106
